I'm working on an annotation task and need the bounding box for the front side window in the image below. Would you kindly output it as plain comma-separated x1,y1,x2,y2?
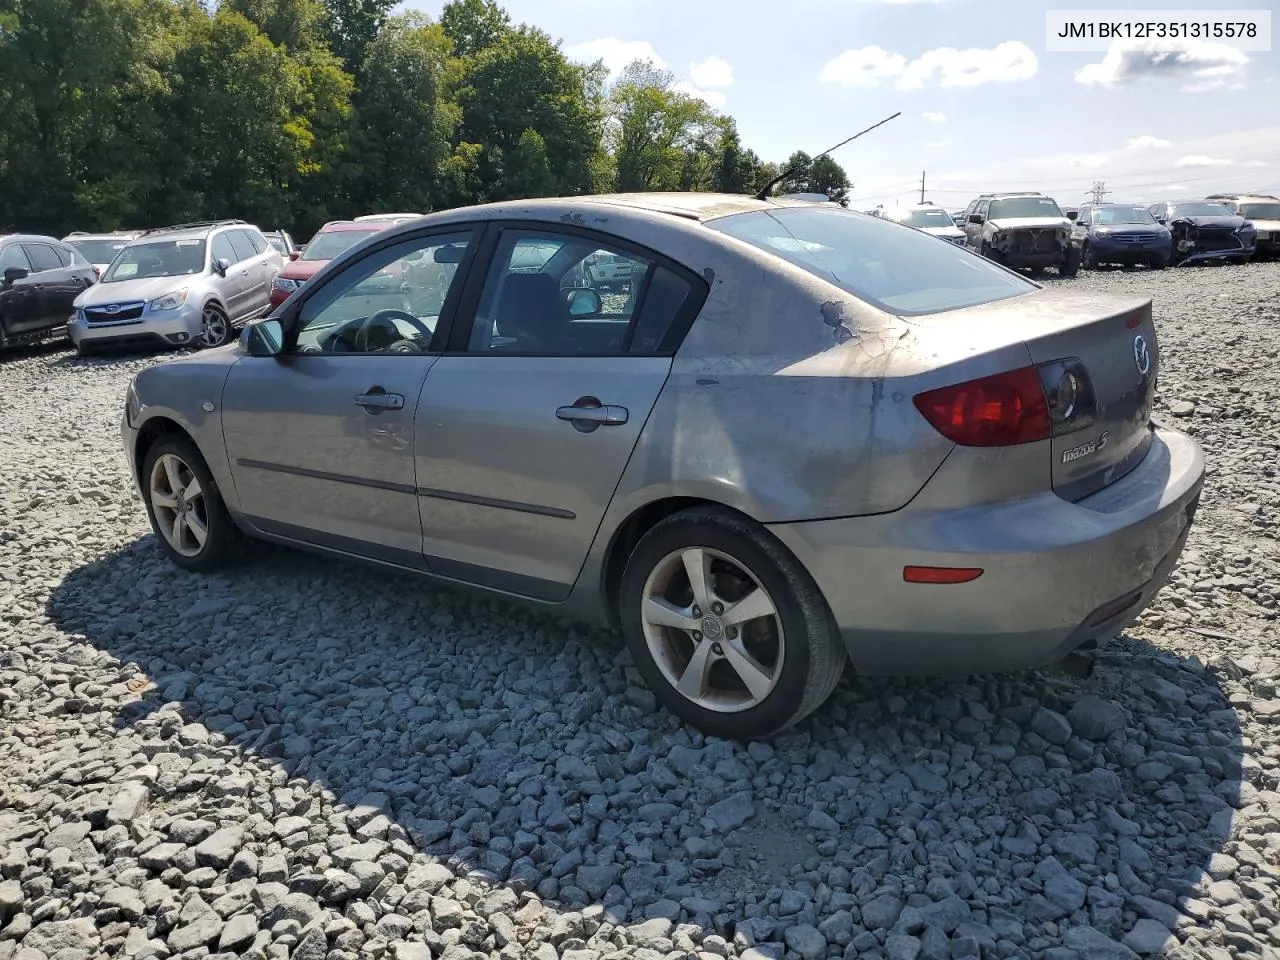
104,239,206,282
292,231,474,355
465,231,654,355
225,231,256,263
0,244,30,273
706,206,1036,316
22,243,63,272
302,229,380,261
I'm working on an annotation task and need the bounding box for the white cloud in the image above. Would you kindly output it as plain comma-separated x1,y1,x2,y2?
689,56,734,88
854,0,953,4
673,80,727,109
564,37,665,75
1176,155,1235,168
1240,160,1268,168
1075,38,1248,90
1126,135,1172,150
1069,155,1108,168
922,111,947,123
819,41,1036,91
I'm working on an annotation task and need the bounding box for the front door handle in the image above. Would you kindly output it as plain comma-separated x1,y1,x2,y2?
556,397,628,431
354,390,404,410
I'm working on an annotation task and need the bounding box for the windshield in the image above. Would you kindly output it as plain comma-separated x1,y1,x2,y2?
266,234,291,254
706,206,1035,316
899,209,956,229
1093,206,1157,226
67,238,132,264
1241,202,1280,220
1170,202,1233,218
302,229,380,261
102,239,206,282
988,197,1064,220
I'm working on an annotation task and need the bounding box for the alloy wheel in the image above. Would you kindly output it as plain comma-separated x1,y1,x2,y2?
200,308,229,347
640,546,785,712
149,453,209,557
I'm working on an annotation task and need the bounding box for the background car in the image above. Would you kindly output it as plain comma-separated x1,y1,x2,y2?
0,234,98,350
876,202,967,245
69,219,282,354
1072,203,1173,269
1207,193,1280,260
1147,200,1255,265
262,230,299,261
269,219,403,307
121,192,1202,741
961,192,1079,276
63,230,144,276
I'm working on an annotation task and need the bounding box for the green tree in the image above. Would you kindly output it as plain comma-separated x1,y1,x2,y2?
324,0,397,70
710,121,757,194
774,150,851,205
350,13,456,213
608,59,720,193
221,0,328,51
439,0,510,58
454,25,603,198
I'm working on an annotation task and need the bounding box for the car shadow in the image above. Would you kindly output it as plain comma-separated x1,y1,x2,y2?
46,535,1245,951
0,336,74,363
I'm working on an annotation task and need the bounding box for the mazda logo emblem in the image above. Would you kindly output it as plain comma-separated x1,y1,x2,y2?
1133,335,1150,376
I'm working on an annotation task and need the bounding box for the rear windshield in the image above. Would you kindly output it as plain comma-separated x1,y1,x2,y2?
898,208,956,229
988,197,1064,219
706,206,1035,316
302,229,380,261
68,238,131,264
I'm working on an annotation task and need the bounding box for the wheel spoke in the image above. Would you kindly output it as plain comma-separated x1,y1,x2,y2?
721,640,775,702
721,586,776,628
151,491,177,511
162,456,183,495
643,597,697,632
170,513,186,550
182,476,202,503
675,639,715,700
185,512,208,547
681,548,715,611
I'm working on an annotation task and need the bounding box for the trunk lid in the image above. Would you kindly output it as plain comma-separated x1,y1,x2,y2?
914,287,1158,501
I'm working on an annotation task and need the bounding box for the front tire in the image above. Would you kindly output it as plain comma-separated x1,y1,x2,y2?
199,304,231,349
141,435,239,572
1080,242,1096,270
1059,246,1081,278
619,507,846,740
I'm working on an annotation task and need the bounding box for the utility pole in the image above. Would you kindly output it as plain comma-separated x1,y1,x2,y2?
920,170,926,204
1088,180,1110,204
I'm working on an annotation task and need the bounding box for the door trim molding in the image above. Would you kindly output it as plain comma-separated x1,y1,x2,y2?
235,457,576,519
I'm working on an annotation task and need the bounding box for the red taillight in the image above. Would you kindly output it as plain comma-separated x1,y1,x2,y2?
903,566,984,584
913,365,1051,447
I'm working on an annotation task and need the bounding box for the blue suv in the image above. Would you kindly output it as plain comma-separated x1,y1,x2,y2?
1072,203,1173,270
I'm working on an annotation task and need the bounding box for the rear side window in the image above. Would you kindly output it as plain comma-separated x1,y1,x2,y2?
22,243,63,272
225,231,256,263
243,230,268,255
630,266,696,354
706,206,1035,317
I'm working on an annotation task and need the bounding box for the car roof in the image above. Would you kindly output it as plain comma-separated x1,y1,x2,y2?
2,234,68,244
64,231,143,240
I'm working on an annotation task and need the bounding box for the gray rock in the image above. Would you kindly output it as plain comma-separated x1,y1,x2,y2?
1067,696,1127,740
630,918,674,950
18,920,98,955
1062,925,1139,959
193,826,244,868
167,910,223,952
885,934,922,960
265,892,322,928
106,781,149,825
707,793,755,832
1030,707,1072,745
218,913,258,952
1121,919,1174,955
783,924,827,960
863,894,905,930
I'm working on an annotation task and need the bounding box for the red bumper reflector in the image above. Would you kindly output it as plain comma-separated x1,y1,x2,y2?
903,565,984,584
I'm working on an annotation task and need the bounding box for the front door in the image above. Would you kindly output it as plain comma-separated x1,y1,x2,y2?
0,244,40,343
220,228,478,563
416,225,701,602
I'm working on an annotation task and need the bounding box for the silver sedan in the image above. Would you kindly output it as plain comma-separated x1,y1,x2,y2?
119,193,1205,740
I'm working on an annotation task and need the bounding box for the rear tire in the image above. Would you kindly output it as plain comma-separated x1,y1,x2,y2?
1081,242,1096,270
619,507,846,740
1059,246,1081,278
199,304,232,349
141,435,240,573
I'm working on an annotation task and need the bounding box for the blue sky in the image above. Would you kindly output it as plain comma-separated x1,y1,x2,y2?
402,0,1279,210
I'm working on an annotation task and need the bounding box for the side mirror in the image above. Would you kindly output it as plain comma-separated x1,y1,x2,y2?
214,257,230,277
968,215,983,225
241,318,284,357
288,251,300,261
565,287,602,317
3,266,29,285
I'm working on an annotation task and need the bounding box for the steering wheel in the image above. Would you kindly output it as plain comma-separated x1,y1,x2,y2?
353,309,434,353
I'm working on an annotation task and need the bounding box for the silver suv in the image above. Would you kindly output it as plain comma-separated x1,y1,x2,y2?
69,219,283,354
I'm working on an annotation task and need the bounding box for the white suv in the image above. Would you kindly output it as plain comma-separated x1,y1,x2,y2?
69,220,283,354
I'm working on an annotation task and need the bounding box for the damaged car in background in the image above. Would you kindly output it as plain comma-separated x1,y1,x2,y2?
961,192,1080,277
1147,199,1256,266
1072,203,1173,270
1207,193,1280,260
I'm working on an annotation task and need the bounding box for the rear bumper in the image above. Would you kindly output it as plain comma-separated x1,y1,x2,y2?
768,424,1205,677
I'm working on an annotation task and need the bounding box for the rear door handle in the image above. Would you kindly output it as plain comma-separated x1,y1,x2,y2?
556,399,628,426
354,391,404,410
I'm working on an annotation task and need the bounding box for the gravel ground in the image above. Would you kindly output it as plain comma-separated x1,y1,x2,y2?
1,261,1279,960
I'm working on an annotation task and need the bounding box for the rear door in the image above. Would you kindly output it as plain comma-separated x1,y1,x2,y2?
20,242,76,332
415,224,706,601
223,230,258,319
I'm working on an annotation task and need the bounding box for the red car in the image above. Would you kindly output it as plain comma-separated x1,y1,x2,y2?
269,220,399,307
